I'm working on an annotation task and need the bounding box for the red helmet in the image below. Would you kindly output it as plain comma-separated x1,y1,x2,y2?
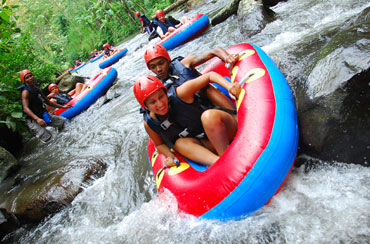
19,70,32,83
91,51,94,55
155,9,165,18
136,11,140,17
48,83,58,92
144,44,171,69
133,75,167,109
75,60,80,64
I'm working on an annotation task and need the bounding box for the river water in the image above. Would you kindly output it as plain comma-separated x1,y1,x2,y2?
10,0,370,243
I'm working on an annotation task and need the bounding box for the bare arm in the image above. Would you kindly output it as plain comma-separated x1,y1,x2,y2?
144,121,177,166
42,92,71,109
181,47,239,69
177,72,241,103
21,90,45,125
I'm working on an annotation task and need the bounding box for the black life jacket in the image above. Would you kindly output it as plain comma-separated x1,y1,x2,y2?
143,86,206,148
54,93,72,105
140,14,151,26
161,57,214,110
152,18,176,35
104,48,111,57
18,84,46,119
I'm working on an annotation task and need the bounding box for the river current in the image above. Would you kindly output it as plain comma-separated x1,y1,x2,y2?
10,0,370,243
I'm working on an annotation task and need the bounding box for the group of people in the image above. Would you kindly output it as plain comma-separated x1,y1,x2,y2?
19,70,89,143
19,9,241,167
134,44,240,167
90,49,102,59
102,43,118,58
136,9,188,39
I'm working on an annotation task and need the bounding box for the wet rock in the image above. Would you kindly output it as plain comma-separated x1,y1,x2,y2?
298,68,370,166
297,11,370,166
237,0,275,37
57,74,86,93
262,0,287,7
0,146,18,183
0,127,23,157
211,0,240,26
0,159,107,236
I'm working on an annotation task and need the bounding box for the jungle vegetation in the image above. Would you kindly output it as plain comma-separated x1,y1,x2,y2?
0,0,176,134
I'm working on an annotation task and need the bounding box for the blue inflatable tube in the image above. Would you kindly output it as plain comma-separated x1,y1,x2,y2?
73,62,87,71
159,14,210,51
201,44,299,220
90,52,104,63
99,48,128,69
59,67,117,119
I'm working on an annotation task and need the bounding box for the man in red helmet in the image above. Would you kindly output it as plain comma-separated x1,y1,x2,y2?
144,44,239,111
136,11,153,34
18,70,71,143
102,43,117,58
152,9,187,39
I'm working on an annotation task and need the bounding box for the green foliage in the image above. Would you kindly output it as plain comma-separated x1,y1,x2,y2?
0,1,59,132
0,0,177,134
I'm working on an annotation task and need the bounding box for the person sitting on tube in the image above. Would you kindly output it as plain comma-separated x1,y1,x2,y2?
133,73,241,167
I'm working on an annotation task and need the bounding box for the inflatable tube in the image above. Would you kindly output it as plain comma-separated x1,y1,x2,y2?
90,52,104,63
99,48,128,69
73,62,86,71
146,43,299,220
52,67,117,119
158,14,210,50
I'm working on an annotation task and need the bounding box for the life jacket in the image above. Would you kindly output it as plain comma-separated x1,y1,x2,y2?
18,84,46,119
140,14,151,27
53,93,72,105
152,18,176,35
161,57,215,110
143,86,206,148
163,57,202,89
104,49,111,57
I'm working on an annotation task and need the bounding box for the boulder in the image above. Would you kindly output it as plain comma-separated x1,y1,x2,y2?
0,146,18,183
57,74,86,93
0,159,107,237
211,0,241,26
297,10,370,166
237,0,275,37
262,0,287,7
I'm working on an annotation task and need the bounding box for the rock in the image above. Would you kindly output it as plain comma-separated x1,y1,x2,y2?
0,159,107,236
211,0,241,26
297,10,370,166
0,146,18,183
262,0,287,7
57,74,86,93
298,68,370,166
237,0,275,37
0,126,23,157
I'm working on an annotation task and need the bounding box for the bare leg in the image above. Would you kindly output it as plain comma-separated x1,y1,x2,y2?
201,109,238,155
75,83,88,96
174,137,219,166
75,83,83,96
168,27,176,33
180,16,189,24
206,85,235,111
